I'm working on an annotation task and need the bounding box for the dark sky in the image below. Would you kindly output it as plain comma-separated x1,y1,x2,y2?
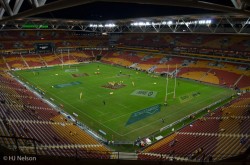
32,0,234,20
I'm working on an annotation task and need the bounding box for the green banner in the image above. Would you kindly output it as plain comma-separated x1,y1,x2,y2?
126,104,161,126
130,90,157,98
54,81,81,88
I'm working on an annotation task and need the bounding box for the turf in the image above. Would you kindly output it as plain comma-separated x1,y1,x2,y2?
12,62,235,141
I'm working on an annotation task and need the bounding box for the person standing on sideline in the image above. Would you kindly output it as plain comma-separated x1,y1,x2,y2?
103,100,106,105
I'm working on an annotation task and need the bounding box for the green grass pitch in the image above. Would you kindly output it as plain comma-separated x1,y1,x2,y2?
13,62,235,141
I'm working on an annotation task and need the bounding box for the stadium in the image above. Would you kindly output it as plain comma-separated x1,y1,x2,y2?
0,0,249,164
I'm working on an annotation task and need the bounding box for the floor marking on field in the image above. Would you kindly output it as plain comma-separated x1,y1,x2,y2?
46,92,124,136
30,77,123,136
167,92,174,95
101,108,131,124
122,91,228,136
20,65,234,138
117,103,129,109
93,106,106,115
101,102,161,125
96,90,229,136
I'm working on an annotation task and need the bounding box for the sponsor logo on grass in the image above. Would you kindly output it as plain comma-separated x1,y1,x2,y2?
65,69,79,72
179,91,201,103
130,90,157,98
72,73,89,77
54,81,82,88
126,104,161,126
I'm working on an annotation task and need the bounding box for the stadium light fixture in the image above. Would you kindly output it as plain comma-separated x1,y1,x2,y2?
130,20,212,27
131,21,153,26
138,22,145,26
167,21,173,25
153,22,161,26
104,23,116,27
89,23,116,28
89,24,97,27
174,20,212,26
199,20,205,24
162,21,167,25
206,20,212,24
198,19,212,25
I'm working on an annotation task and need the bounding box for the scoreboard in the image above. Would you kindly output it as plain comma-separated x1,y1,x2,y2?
35,43,54,52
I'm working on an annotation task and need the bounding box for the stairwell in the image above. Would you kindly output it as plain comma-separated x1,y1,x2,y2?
20,54,30,69
70,53,77,61
55,53,63,63
2,55,11,70
39,54,48,66
91,51,95,58
234,74,244,87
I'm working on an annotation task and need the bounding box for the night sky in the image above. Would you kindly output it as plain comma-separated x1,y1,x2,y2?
27,1,235,20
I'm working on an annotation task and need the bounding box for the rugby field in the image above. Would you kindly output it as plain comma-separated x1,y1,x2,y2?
13,62,235,141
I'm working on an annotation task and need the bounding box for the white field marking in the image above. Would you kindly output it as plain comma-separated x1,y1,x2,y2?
117,103,129,109
99,107,129,121
113,87,230,128
101,107,131,124
166,92,174,95
122,91,229,136
26,72,232,137
99,98,152,124
101,100,164,124
45,92,124,136
102,88,207,129
68,87,229,136
49,94,123,136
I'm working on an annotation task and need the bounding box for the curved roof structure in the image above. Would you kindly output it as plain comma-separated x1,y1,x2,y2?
0,0,250,34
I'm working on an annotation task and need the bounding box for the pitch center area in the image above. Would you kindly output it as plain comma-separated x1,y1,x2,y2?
13,62,235,141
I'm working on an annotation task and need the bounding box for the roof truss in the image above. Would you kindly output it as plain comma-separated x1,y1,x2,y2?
1,14,250,34
0,0,250,23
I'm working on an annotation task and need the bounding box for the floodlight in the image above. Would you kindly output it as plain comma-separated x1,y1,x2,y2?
162,21,167,25
167,21,173,25
138,22,144,26
105,23,116,27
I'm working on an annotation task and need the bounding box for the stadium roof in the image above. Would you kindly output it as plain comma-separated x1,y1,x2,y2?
1,0,250,21
0,0,250,34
